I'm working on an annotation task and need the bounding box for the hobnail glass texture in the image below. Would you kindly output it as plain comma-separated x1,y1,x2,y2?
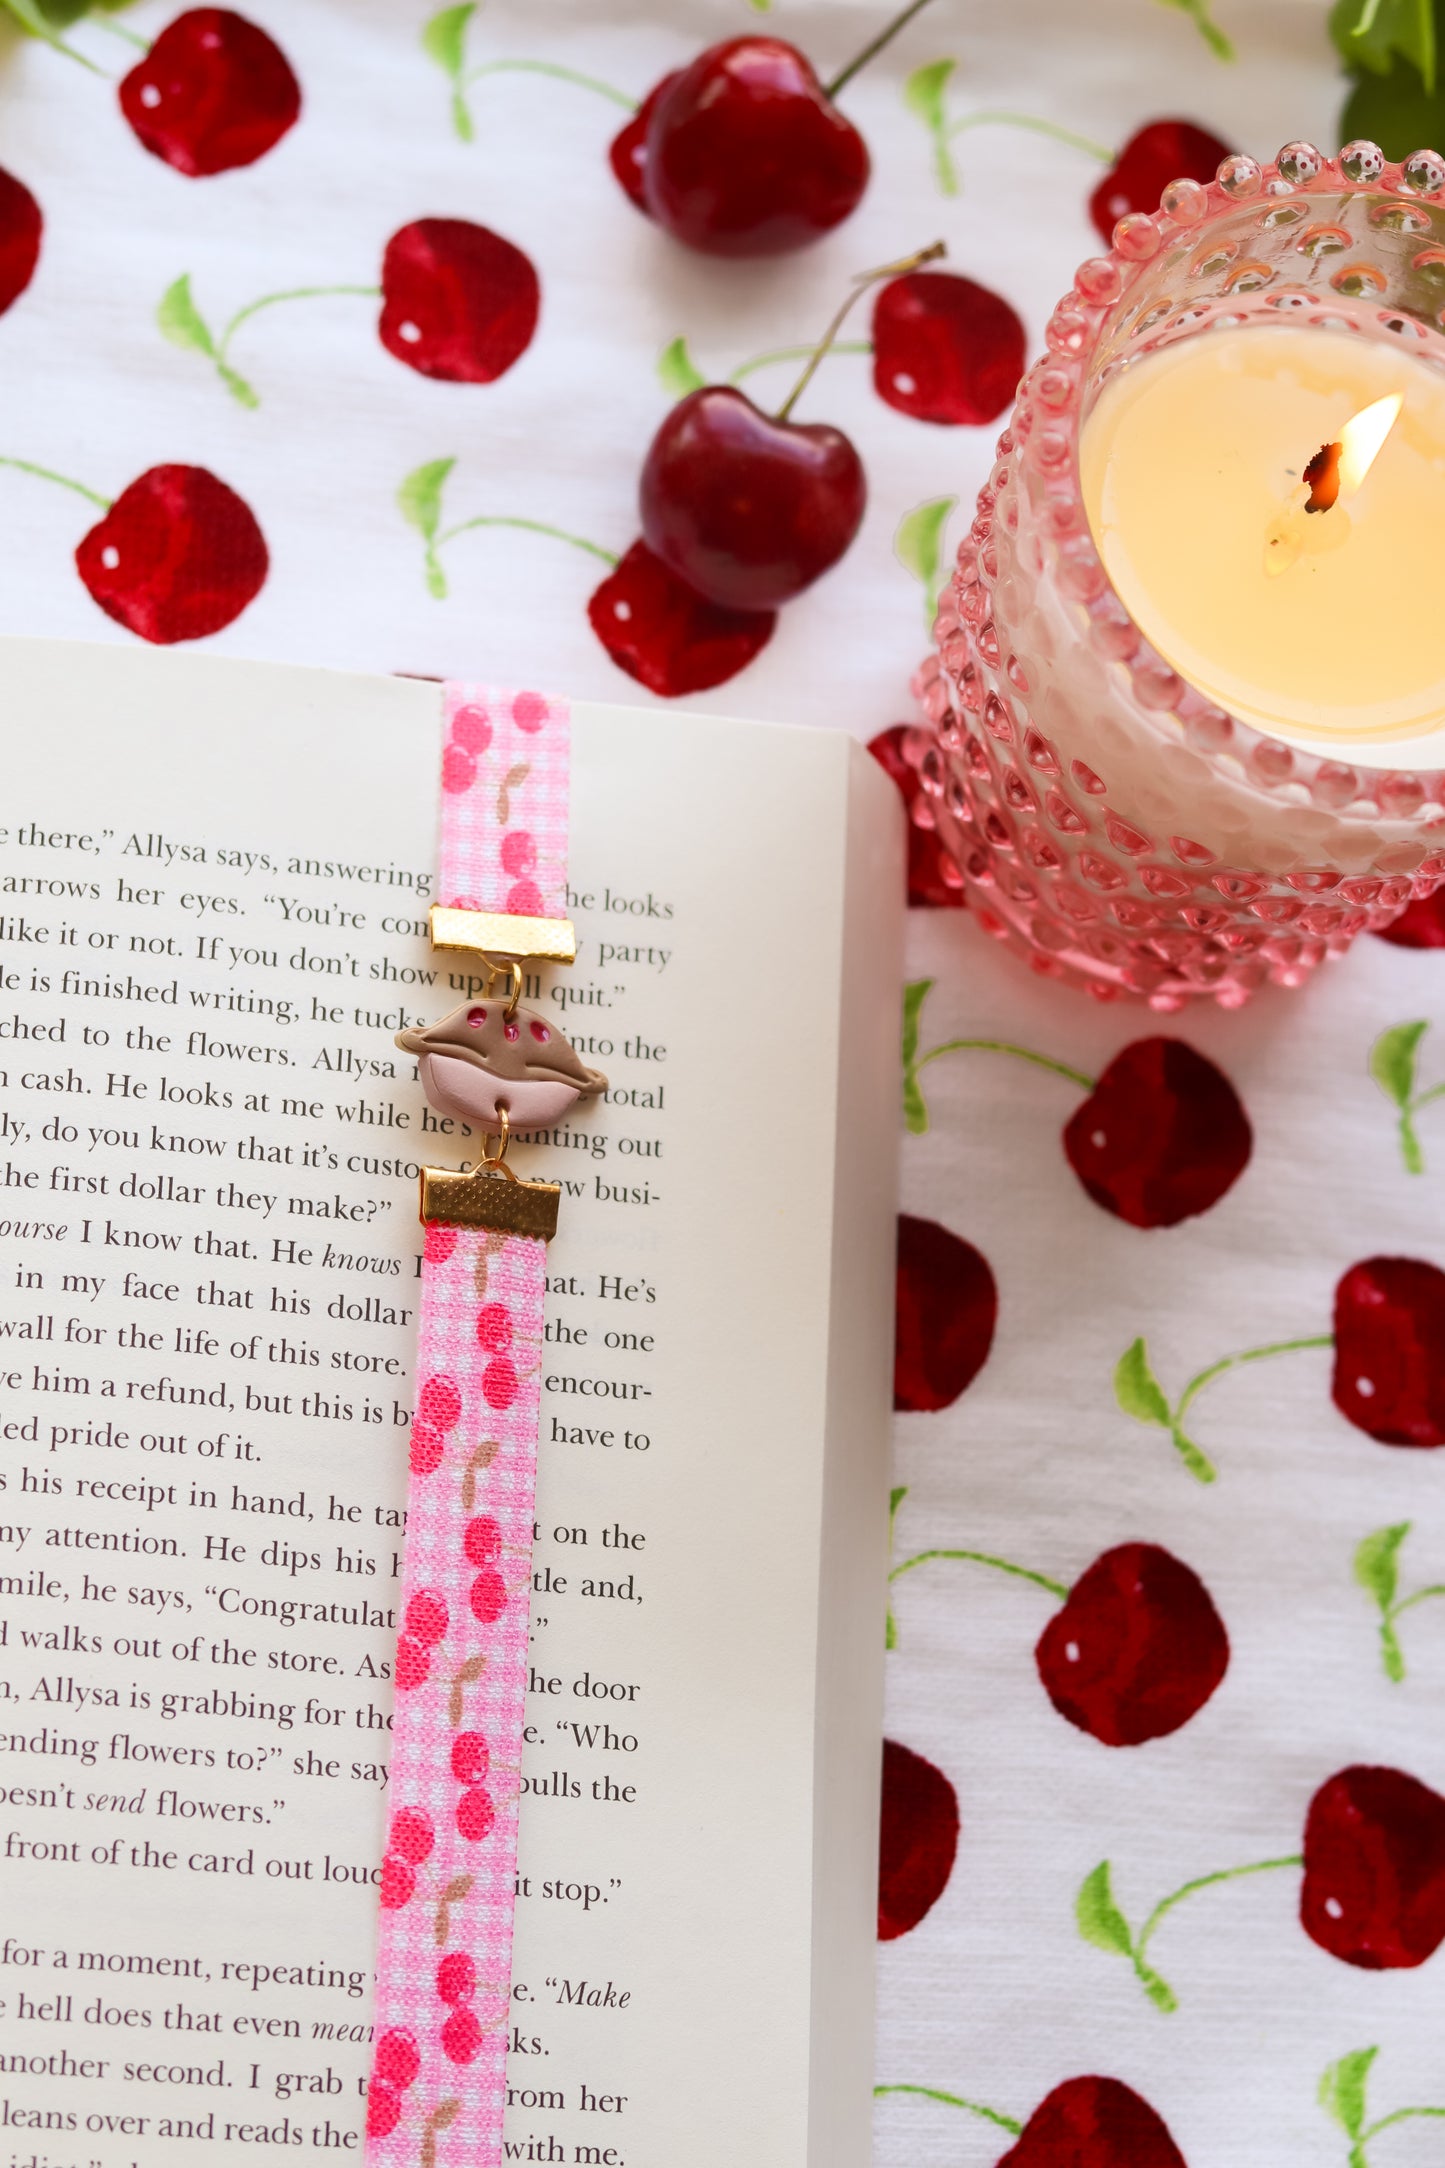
912,140,1445,1007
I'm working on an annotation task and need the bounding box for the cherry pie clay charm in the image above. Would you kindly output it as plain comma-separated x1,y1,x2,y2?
396,999,607,1131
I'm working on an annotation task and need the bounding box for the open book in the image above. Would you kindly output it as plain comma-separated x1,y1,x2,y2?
0,638,902,2168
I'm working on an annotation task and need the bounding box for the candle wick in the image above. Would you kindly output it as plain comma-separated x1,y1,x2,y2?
1302,439,1343,515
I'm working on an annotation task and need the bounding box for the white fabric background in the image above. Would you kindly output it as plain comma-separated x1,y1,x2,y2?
1,3,1441,2162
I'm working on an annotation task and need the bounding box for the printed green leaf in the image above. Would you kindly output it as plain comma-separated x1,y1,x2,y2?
1153,0,1236,60
1355,1521,1411,1611
901,977,932,1075
1114,1338,1171,1428
657,336,707,400
889,1485,909,1523
1371,1019,1428,1109
1076,1861,1133,1956
0,0,103,60
422,2,475,80
1332,0,1436,88
156,275,215,359
1319,2047,1378,2139
903,57,955,130
397,457,456,544
894,497,958,616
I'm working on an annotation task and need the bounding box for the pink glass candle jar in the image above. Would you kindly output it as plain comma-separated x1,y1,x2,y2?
913,138,1445,1008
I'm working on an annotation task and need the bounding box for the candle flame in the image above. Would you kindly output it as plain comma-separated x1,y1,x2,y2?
1337,392,1403,496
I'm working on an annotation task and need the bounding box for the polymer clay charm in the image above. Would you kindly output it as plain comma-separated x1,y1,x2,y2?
396,996,607,1131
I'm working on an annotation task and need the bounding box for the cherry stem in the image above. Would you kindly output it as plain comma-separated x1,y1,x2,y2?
890,1548,1068,1602
1399,1078,1445,1175
1174,1335,1333,1429
1393,1582,1445,1619
825,0,939,100
915,1037,1096,1092
220,285,381,361
0,456,111,511
463,59,636,110
775,239,945,423
428,516,617,597
730,339,871,385
1361,2108,1445,2148
947,111,1113,164
1133,1854,1302,2008
873,2085,1023,2138
92,15,149,50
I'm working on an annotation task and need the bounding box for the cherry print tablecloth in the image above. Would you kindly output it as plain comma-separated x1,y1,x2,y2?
1,3,1443,2163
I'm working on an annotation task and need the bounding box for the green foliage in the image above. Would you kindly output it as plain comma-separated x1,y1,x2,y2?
1371,1019,1427,1108
657,337,706,400
1332,0,1435,87
894,498,958,627
398,459,456,598
1319,2046,1378,2139
1114,1338,1170,1427
1355,1521,1411,1612
903,56,956,128
1153,0,1235,59
1076,1862,1133,1956
156,276,214,359
1332,0,1445,158
423,2,475,78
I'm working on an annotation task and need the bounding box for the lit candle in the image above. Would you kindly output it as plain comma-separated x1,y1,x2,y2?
1081,325,1445,765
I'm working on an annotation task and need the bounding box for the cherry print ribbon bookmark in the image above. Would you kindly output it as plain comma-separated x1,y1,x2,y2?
367,687,600,2167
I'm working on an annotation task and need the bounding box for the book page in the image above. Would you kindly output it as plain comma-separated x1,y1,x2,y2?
0,640,896,2168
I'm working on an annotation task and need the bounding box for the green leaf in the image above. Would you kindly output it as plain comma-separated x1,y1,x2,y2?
1339,48,1445,157
1114,1338,1171,1428
0,0,102,60
889,1485,908,1523
1320,2047,1379,2139
422,2,475,81
894,497,958,611
901,977,932,1074
1371,1020,1428,1109
657,336,706,401
1076,1861,1133,1956
1153,0,1236,60
902,57,955,130
397,458,456,544
1355,1521,1411,1612
1332,0,1436,88
156,275,215,359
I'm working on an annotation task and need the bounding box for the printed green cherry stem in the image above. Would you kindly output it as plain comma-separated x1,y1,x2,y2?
0,457,111,511
1115,1331,1333,1485
903,977,1094,1136
1355,1522,1445,1682
1370,1020,1445,1174
885,1485,907,1649
873,2084,1023,2138
423,4,635,142
656,336,872,401
397,457,616,600
157,274,381,409
1077,1853,1302,2013
0,0,107,70
903,60,1112,195
1320,2044,1445,2167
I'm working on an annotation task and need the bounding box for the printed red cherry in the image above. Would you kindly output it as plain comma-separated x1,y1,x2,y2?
1063,1038,1251,1229
424,1223,459,1265
482,1355,519,1410
1333,1256,1445,1448
868,727,967,909
74,465,268,646
388,1807,435,1866
471,1568,506,1624
871,271,1025,427
641,385,864,611
410,1420,444,1476
608,72,681,211
437,1952,476,2005
395,1635,431,1690
1089,120,1230,243
378,1855,415,1910
1034,1544,1229,1748
406,1591,449,1647
998,2076,1188,2168
0,168,42,319
893,1214,997,1413
637,38,869,256
441,2007,484,2064
464,1515,502,1566
1301,1764,1445,1969
878,1738,959,1941
452,1731,490,1784
119,10,301,179
1374,888,1445,947
380,220,539,385
373,2027,420,2091
420,1375,462,1429
366,2080,403,2138
457,1785,496,1842
476,1302,513,1353
588,539,776,697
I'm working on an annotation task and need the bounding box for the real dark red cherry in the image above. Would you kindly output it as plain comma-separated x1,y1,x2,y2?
1063,1038,1251,1229
871,271,1025,427
0,168,42,319
636,38,868,256
641,385,864,611
878,1738,958,1941
1034,1544,1228,1748
998,2076,1188,2168
75,465,268,645
119,9,301,179
1301,1764,1445,1970
1332,1256,1445,1448
587,539,775,698
893,1214,996,1411
380,220,539,385
1373,887,1445,947
1089,120,1230,243
868,727,966,908
608,72,681,212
